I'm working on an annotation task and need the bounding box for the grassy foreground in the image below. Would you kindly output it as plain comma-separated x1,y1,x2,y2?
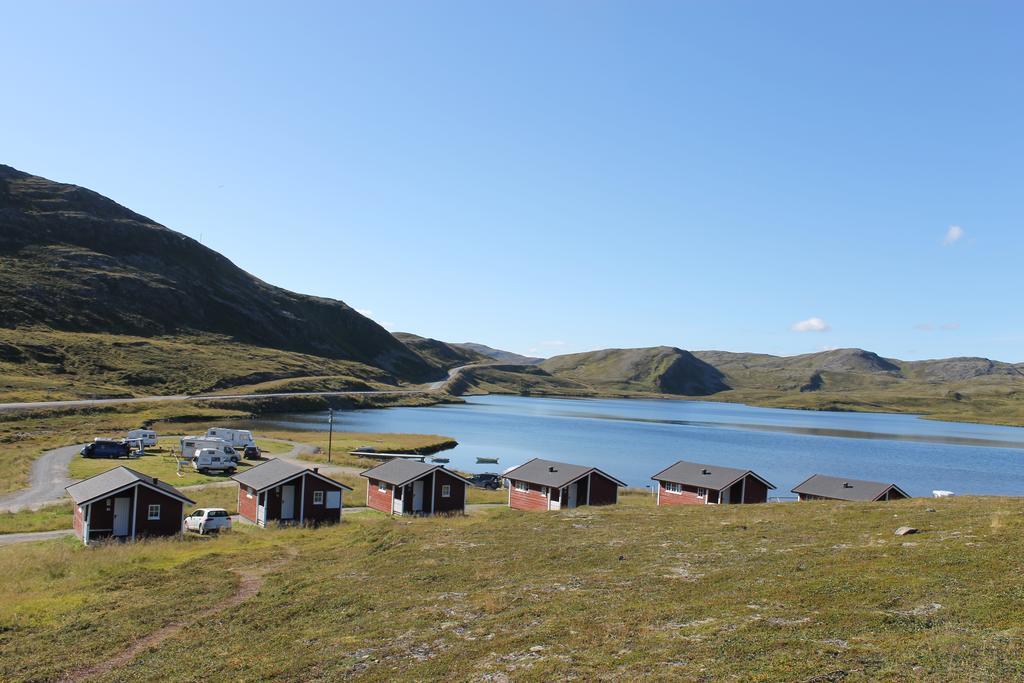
2,495,1022,681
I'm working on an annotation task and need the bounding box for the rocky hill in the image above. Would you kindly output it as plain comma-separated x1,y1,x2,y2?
540,346,730,396
0,164,438,383
449,342,543,365
393,333,489,370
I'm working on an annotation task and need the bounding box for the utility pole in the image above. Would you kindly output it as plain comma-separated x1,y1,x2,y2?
327,408,334,464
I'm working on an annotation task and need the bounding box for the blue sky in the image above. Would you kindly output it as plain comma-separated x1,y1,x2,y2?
3,2,1022,361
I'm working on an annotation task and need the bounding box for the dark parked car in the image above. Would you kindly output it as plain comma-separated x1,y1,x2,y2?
243,445,262,460
468,473,502,490
81,440,131,459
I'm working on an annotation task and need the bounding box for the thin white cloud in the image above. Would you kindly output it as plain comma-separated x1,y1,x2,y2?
356,308,373,317
913,322,960,332
791,317,830,333
380,321,396,330
942,225,964,246
540,340,567,347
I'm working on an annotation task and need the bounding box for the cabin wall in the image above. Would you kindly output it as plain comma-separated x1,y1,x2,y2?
509,480,549,511
433,471,466,513
87,494,118,538
302,473,344,525
588,474,618,506
134,487,185,538
657,481,709,506
238,484,258,523
367,478,393,514
73,504,84,541
742,477,769,503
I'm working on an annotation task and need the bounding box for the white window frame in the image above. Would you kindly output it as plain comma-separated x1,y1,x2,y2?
441,484,451,498
147,504,161,520
696,487,707,498
313,490,324,505
664,482,682,494
514,481,529,492
246,487,253,499
378,481,387,492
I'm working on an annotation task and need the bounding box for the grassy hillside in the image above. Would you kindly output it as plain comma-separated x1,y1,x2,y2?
2,495,1022,680
0,327,410,404
540,346,729,395
449,342,544,365
393,332,489,370
693,348,1024,426
0,164,439,383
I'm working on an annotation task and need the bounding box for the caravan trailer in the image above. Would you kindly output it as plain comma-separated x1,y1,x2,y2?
127,429,158,447
204,428,256,449
180,437,240,462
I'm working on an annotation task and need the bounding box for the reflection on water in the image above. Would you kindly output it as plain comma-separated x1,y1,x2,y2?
250,395,1024,497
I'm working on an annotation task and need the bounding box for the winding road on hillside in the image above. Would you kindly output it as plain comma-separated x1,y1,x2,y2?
0,388,432,414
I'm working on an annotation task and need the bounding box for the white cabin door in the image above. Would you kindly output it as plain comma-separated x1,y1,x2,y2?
281,485,296,520
392,488,403,514
113,497,131,536
567,482,578,509
720,488,730,504
549,488,561,511
412,480,424,512
257,493,267,526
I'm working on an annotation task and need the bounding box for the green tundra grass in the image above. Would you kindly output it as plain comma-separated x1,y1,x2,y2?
1,494,1021,681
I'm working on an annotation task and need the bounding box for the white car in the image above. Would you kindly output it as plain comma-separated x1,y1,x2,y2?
191,448,236,474
185,508,232,534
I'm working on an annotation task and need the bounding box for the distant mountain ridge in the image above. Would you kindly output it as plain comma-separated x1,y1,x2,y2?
0,164,437,382
449,343,543,365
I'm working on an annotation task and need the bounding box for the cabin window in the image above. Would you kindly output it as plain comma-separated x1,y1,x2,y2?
441,484,451,498
514,481,529,492
313,490,324,505
246,487,253,499
696,488,707,498
664,482,682,494
378,482,387,492
147,504,161,520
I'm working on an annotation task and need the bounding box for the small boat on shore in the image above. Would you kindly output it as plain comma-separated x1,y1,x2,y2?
476,456,499,464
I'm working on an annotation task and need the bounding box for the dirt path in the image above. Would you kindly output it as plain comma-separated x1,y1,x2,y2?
63,545,299,682
0,444,83,513
0,529,75,546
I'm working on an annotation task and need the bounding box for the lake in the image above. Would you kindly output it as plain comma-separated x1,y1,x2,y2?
254,395,1024,497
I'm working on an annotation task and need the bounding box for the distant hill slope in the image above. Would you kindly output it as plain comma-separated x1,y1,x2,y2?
540,346,729,395
0,165,438,383
450,342,543,365
393,333,489,370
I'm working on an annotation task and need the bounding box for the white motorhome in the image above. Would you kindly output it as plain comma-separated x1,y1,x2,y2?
191,448,236,474
204,427,256,449
180,437,239,462
127,429,158,447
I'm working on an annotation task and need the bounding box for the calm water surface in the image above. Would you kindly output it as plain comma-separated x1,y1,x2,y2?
254,395,1024,497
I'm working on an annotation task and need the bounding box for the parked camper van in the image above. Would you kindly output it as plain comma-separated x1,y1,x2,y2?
81,439,131,459
127,429,158,447
204,428,256,449
192,448,237,474
180,437,239,462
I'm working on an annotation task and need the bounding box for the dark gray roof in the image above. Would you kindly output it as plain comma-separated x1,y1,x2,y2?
651,460,775,491
503,458,626,489
66,466,195,505
791,474,908,501
360,460,471,487
232,458,351,492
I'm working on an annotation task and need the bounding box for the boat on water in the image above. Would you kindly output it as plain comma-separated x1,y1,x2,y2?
476,456,499,464
431,457,450,463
